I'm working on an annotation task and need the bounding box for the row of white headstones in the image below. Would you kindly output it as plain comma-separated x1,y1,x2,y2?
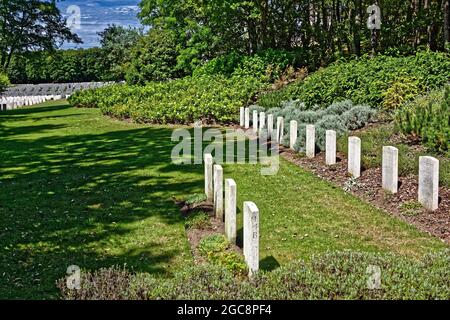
239,107,441,212
205,104,441,276
0,95,65,111
204,153,259,277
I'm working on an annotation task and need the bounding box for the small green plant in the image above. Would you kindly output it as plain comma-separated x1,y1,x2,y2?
400,200,423,216
382,77,419,111
344,177,360,192
198,235,247,275
395,86,449,153
185,211,211,230
185,193,207,205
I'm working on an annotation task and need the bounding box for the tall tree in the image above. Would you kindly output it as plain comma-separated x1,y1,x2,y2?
0,0,81,71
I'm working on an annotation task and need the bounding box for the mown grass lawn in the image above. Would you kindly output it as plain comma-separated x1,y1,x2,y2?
0,101,198,299
0,101,447,299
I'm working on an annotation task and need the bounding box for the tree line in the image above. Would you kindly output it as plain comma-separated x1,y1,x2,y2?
1,0,449,84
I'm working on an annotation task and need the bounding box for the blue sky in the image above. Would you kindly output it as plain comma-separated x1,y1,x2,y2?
57,0,142,48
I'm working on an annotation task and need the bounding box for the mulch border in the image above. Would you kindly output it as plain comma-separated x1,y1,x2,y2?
279,146,450,244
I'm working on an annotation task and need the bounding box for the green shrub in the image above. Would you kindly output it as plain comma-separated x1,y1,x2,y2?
193,49,300,82
382,77,420,111
198,235,247,275
395,87,449,153
0,72,10,92
58,250,450,300
185,211,211,230
259,51,450,110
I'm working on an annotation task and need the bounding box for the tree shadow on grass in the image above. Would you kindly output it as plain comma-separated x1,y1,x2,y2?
0,105,205,299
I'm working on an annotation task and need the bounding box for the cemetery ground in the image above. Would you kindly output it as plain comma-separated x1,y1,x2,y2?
0,101,448,299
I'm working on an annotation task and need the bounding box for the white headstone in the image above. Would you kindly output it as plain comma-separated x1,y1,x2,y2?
290,120,298,150
240,107,245,127
214,165,224,219
244,201,259,276
225,179,237,244
348,137,361,178
204,154,214,201
276,117,284,144
382,146,398,193
418,156,439,211
244,108,250,129
306,125,315,158
326,130,337,165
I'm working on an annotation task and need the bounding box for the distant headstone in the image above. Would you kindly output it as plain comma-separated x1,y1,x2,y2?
418,156,439,211
306,125,315,158
204,154,214,201
348,137,361,178
290,120,298,150
382,146,398,193
214,165,224,219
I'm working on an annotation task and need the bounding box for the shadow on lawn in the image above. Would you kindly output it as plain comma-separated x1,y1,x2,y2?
0,104,204,299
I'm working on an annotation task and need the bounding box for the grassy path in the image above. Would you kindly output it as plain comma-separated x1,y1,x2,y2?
0,101,197,299
0,101,446,299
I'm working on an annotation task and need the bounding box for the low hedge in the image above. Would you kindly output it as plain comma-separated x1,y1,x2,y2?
58,250,450,300
69,74,265,124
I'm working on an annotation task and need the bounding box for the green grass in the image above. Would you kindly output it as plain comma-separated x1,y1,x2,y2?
337,123,450,187
225,161,447,271
0,101,447,299
0,101,198,299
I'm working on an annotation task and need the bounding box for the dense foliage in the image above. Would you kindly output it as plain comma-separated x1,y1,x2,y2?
259,51,450,110
68,52,304,123
0,0,81,71
69,74,264,124
251,100,376,152
7,49,113,84
139,0,450,75
395,87,450,153
58,250,450,300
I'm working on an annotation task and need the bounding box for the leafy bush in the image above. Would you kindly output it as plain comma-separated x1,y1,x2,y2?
395,87,449,153
0,72,10,92
125,29,180,84
198,235,247,275
69,74,265,124
382,77,419,111
259,51,450,110
185,211,211,230
59,250,450,300
193,49,301,82
258,100,376,152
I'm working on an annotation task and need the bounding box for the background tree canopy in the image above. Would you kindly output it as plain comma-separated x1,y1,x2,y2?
0,0,81,71
2,0,450,84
